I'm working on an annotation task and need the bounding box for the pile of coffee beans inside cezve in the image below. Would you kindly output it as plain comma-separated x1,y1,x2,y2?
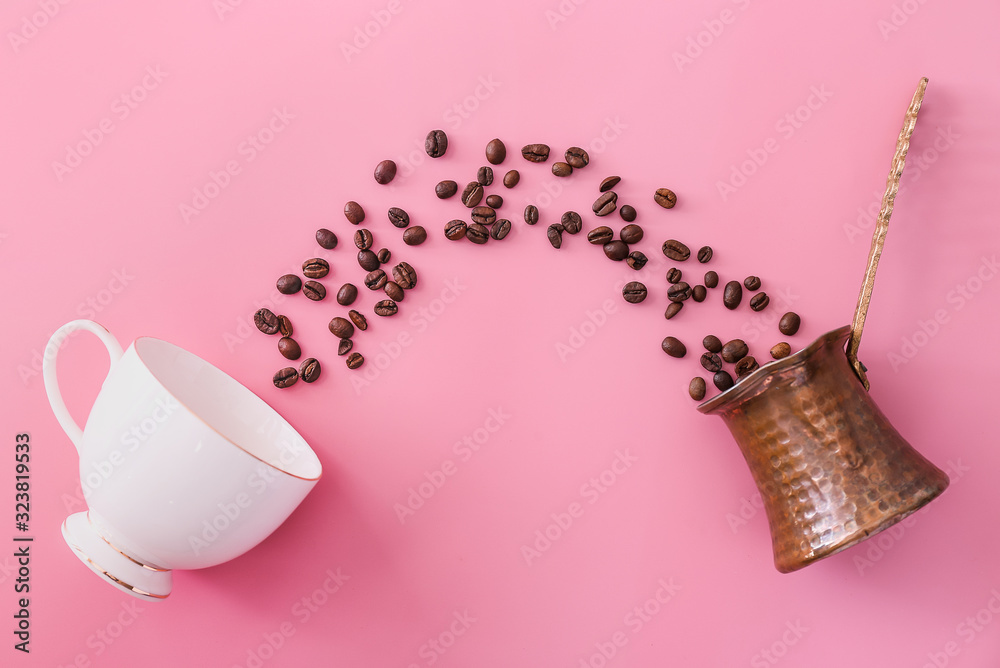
252,131,802,402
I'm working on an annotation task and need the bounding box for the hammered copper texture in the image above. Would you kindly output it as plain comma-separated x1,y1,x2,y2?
699,327,949,573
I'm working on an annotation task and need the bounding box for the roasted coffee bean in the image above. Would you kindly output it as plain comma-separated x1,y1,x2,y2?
524,204,539,226
467,223,489,244
299,358,321,383
654,188,677,209
593,191,618,217
521,144,550,162
779,312,801,336
735,356,759,378
666,268,682,284
692,285,707,302
485,194,503,209
546,224,564,249
384,281,405,302
276,274,302,295
588,226,614,245
664,302,683,319
425,129,448,158
627,251,648,270
561,211,582,234
713,370,734,391
374,299,398,316
503,170,520,188
303,281,326,301
749,292,769,311
403,226,427,246
486,138,506,164
723,281,743,310
337,283,358,306
662,240,690,261
392,262,417,289
377,248,391,264
552,161,573,177
770,342,792,359
565,146,589,169
744,276,761,291
703,335,723,353
619,205,637,222
461,182,484,207
445,219,468,241
721,339,749,363
354,229,374,250
697,246,713,263
273,367,298,388
700,352,723,373
278,315,293,337
667,282,692,302
622,281,647,304
689,377,707,401
346,352,364,369
491,219,512,240
471,206,496,225
603,240,629,261
338,338,353,356
477,166,494,186
344,200,365,224
302,258,330,279
662,336,687,358
328,317,354,339
374,160,396,184
358,250,380,271
620,224,643,244
435,180,458,199
388,207,410,228
599,176,621,192
349,309,368,331
364,269,387,290
316,228,338,249
704,271,719,288
254,308,280,334
278,336,301,360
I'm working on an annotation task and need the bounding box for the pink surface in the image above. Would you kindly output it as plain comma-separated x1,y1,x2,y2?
2,1,999,666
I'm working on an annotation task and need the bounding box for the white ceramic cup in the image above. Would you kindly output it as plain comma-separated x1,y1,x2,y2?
43,320,322,600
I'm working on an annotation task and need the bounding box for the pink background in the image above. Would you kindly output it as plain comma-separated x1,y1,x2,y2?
3,0,999,666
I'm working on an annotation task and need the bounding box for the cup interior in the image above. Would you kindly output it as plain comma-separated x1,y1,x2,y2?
133,337,321,480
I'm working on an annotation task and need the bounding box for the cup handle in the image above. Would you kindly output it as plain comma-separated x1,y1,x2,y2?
42,320,125,453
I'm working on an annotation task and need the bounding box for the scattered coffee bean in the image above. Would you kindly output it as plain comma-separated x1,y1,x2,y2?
547,224,564,249
697,246,713,263
435,180,458,199
603,240,629,261
486,138,506,164
704,271,719,288
700,352,723,372
344,201,365,224
303,281,326,301
328,317,354,339
354,229,374,250
374,299,398,316
377,248,391,264
600,176,621,192
316,228,338,249
491,219,512,240
665,302,683,319
620,224,643,244
723,281,743,310
561,211,583,234
626,251,648,270
703,335,722,353
403,226,427,246
425,129,448,158
471,206,496,226
565,147,589,169
735,356,759,378
654,188,677,209
445,219,468,241
749,292,769,311
278,315,293,337
276,274,302,295
689,377,707,401
662,240,691,261
374,160,396,185
619,205,637,222
503,170,520,188
692,285,707,302
349,309,368,331
721,339,749,363
779,312,801,336
393,262,417,289
622,281,647,303
770,342,792,359
337,283,358,306
593,191,618,217
278,337,301,360
552,161,573,177
477,166,494,186
666,268,682,284
358,250,380,271
388,207,410,228
273,367,298,388
485,194,503,209
346,352,364,370
588,226,614,245
521,144,550,162
467,223,489,244
524,204,539,226
713,370,734,391
365,269,387,290
338,338,353,356
384,281,405,302
302,258,329,279
461,182,484,207
667,282,692,302
662,336,687,358
744,276,762,291
299,358,321,383
254,308,280,334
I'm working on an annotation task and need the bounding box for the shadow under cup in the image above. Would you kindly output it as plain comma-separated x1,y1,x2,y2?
64,336,322,600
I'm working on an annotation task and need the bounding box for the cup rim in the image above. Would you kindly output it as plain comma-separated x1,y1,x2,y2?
132,336,322,482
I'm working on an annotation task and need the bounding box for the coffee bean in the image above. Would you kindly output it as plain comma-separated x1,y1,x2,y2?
276,274,302,295
622,281,647,303
302,258,329,279
403,226,427,246
346,352,364,369
561,211,582,234
770,342,792,359
627,251,648,270
689,377,707,401
388,207,410,228
524,205,539,226
744,276,761,290
338,338,353,356
703,335,722,353
552,161,573,177
619,205,636,222
721,339,749,363
477,166,494,186
337,283,358,306
503,170,520,188
299,358,321,383
664,302,683,319
704,271,719,288
662,337,687,358
316,228,338,249
435,180,458,199
654,188,677,209
349,309,368,331
358,250,380,271
547,224,564,249
521,144,550,162
565,146,589,168
603,240,629,261
485,194,503,209
377,248,391,264
461,182,484,207
344,201,365,224
254,308,280,334
667,282,692,302
486,138,506,164
667,268,683,284
328,317,354,339
662,240,691,261
445,219,468,241
697,246,713,263
700,352,723,373
600,176,621,192
374,160,396,184
365,269,387,290
392,262,417,289
692,285,707,302
723,281,742,310
384,281,405,302
374,299,398,316
354,229,374,250
593,191,618,217
278,337,301,360
713,370,734,391
778,312,801,336
273,367,298,388
467,223,490,244
491,219,512,240
749,292,769,311
471,206,496,225
278,315,293,337
588,226,614,245
735,356,759,378
425,129,448,158
303,281,326,301
620,224,643,244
